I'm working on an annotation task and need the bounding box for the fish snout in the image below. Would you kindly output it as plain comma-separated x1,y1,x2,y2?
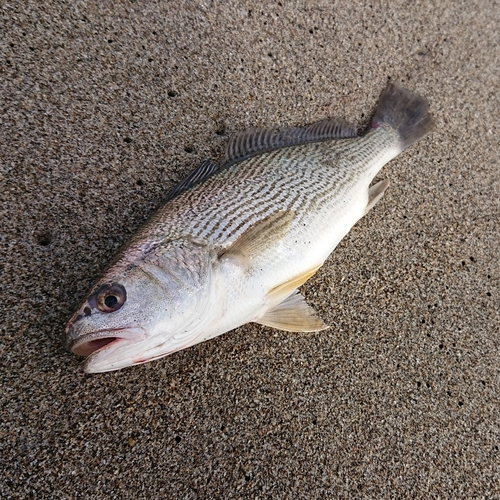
64,302,93,351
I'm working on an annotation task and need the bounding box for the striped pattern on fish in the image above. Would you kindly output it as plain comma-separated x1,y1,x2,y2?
123,129,398,268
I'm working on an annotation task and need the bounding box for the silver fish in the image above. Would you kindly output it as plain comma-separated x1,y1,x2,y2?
65,83,433,373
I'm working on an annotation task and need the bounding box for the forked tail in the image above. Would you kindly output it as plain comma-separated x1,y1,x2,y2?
370,82,434,152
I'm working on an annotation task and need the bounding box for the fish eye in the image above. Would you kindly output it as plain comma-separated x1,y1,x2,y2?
104,295,118,308
96,283,126,313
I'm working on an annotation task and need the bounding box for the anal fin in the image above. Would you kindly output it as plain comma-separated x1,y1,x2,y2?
365,179,390,214
255,290,329,332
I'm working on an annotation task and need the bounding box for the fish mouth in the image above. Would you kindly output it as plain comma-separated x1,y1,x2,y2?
68,327,146,357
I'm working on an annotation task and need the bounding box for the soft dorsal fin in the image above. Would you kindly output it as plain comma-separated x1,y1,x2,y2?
254,290,329,332
224,118,358,166
165,159,220,202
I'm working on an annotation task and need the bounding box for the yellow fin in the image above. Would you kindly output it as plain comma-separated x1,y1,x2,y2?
266,265,321,304
255,290,329,332
219,210,294,266
365,179,390,215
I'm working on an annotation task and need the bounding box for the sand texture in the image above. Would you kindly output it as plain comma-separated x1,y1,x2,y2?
1,0,499,498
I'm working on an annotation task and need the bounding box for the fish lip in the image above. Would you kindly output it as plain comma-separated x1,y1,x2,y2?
68,327,147,357
80,326,150,374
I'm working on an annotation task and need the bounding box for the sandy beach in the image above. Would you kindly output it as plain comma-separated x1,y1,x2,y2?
1,1,498,497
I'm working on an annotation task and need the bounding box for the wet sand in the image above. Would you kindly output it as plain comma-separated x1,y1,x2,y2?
1,1,498,497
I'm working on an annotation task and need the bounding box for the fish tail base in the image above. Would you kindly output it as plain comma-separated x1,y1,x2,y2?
370,82,434,151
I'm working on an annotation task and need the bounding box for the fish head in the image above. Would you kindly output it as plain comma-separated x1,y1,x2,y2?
65,240,214,373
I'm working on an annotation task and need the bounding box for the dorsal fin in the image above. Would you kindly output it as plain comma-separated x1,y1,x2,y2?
224,118,357,166
165,159,220,202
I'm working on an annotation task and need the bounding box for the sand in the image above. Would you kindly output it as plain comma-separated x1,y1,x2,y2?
1,0,499,498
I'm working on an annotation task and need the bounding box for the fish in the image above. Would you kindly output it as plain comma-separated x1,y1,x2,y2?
65,82,433,373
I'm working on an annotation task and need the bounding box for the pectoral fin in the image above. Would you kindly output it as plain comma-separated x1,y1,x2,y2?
255,290,329,332
365,179,390,214
219,210,294,267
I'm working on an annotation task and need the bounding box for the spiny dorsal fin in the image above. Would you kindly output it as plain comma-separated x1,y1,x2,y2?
254,290,329,332
165,159,220,202
219,210,294,268
224,118,358,166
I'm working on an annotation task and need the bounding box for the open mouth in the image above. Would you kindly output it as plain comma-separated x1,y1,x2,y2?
68,327,146,358
72,337,119,356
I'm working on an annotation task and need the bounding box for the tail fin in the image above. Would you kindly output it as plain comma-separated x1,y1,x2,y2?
370,82,434,151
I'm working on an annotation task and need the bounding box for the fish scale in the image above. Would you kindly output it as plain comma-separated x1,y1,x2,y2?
65,83,433,373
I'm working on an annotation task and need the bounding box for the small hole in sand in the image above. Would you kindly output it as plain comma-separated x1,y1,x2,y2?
37,232,52,246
